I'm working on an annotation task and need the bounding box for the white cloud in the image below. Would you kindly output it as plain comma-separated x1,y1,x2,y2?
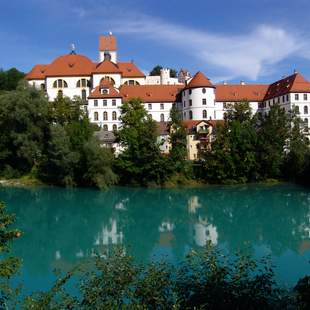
109,14,303,81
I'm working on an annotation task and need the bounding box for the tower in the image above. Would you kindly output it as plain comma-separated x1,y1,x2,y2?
99,32,117,63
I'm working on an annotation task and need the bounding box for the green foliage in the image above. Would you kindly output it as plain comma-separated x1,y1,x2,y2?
115,98,169,185
203,102,310,184
0,68,25,91
0,202,21,309
0,82,50,175
20,244,310,309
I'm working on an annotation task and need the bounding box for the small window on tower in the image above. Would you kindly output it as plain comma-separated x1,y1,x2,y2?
202,99,206,105
202,88,206,94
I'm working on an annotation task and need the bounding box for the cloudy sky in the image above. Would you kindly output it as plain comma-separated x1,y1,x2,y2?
1,0,310,83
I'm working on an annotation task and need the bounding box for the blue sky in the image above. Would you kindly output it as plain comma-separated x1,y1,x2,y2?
2,0,310,83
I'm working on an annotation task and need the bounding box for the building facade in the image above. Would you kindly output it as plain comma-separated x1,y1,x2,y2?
25,34,310,142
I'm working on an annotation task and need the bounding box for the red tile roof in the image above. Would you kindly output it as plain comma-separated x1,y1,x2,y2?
264,73,310,100
185,71,215,89
118,62,145,78
93,60,122,74
25,64,48,80
216,84,268,102
120,85,183,103
99,35,117,51
44,54,94,77
88,81,122,99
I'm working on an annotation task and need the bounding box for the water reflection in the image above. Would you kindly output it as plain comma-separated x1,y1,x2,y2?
0,184,309,288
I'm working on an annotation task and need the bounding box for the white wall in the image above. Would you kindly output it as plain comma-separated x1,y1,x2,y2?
182,87,216,120
88,98,122,131
46,76,91,101
144,102,175,122
121,77,146,85
92,73,122,88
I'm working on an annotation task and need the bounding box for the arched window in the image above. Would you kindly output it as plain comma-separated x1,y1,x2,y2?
76,79,90,88
57,90,63,98
94,112,98,121
113,124,117,131
202,110,207,118
295,105,300,113
40,83,45,90
81,89,87,101
112,111,117,120
304,106,308,114
103,112,108,120
304,118,308,126
100,76,115,85
189,110,193,120
103,124,108,131
202,88,206,94
53,79,68,88
124,80,140,85
160,114,165,122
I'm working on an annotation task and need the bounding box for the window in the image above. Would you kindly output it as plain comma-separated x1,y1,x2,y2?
100,76,115,85
112,111,117,120
148,103,152,110
103,100,107,106
160,103,164,110
304,106,308,114
101,88,108,94
295,94,299,101
304,94,308,101
202,99,206,105
113,124,117,131
112,99,116,106
40,83,45,90
103,124,108,131
202,110,207,118
57,90,63,98
160,114,164,122
183,102,186,107
81,89,87,101
103,111,108,120
94,112,98,121
189,89,192,95
286,94,289,101
189,110,193,120
304,118,308,127
189,99,192,106
94,100,98,107
295,105,300,113
53,79,68,88
202,88,206,94
124,80,140,85
76,79,90,88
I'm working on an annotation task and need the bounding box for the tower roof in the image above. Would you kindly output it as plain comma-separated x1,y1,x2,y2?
185,71,215,89
99,34,117,51
93,60,122,74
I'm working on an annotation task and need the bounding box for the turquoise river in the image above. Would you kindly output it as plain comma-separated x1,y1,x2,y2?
0,183,309,294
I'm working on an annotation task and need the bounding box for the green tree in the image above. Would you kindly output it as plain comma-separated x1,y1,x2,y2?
0,68,25,91
256,104,290,179
284,108,309,180
168,105,189,175
0,82,49,176
115,98,169,185
203,102,258,183
0,202,21,309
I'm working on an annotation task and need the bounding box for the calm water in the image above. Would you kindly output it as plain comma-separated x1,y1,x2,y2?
0,184,309,294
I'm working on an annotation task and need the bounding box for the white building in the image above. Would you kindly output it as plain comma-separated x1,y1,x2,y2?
25,34,310,140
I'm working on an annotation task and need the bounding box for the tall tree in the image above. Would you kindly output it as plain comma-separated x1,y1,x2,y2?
256,104,290,179
168,105,189,174
0,82,49,176
115,98,169,185
149,65,178,78
0,68,25,91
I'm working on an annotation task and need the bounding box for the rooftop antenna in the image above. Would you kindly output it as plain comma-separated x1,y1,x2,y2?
70,43,76,55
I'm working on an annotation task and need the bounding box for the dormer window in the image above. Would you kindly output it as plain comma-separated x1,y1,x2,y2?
101,88,109,95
